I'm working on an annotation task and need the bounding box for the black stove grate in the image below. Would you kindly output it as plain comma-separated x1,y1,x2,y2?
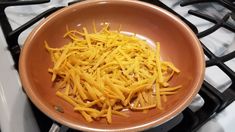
181,0,235,110
0,0,50,6
0,0,234,132
196,13,231,38
170,1,235,132
180,0,235,11
188,10,235,32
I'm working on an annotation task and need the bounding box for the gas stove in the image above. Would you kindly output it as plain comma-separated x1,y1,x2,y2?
0,0,234,132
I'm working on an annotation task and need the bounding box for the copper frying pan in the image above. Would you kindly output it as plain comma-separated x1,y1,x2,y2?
19,0,205,131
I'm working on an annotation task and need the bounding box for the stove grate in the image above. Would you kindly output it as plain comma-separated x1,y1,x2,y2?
0,0,234,132
180,0,235,11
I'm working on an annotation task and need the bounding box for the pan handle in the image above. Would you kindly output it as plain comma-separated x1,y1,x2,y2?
49,123,60,132
49,123,70,132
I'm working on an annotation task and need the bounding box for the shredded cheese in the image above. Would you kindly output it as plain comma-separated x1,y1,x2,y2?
45,24,181,124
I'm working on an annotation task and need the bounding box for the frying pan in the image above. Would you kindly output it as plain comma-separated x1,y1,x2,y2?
19,0,205,131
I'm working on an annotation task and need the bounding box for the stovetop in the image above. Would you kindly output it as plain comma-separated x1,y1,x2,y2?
0,0,234,132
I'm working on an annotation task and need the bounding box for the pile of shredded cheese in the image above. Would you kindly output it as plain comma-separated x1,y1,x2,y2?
45,24,181,124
